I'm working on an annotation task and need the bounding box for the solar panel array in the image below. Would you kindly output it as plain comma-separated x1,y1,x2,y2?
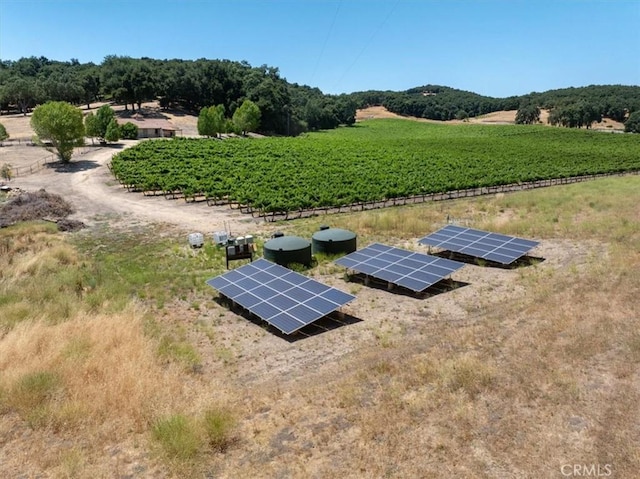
206,259,355,334
335,243,464,292
418,225,539,265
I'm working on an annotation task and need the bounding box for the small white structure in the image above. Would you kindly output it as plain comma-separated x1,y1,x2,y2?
213,231,229,245
188,232,204,248
117,115,178,139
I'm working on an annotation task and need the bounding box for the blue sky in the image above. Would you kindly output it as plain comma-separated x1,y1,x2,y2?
1,0,638,97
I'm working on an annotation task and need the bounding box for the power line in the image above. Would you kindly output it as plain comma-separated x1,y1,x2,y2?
311,0,343,83
332,0,401,92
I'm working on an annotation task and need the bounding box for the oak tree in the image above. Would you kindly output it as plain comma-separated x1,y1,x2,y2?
31,101,85,162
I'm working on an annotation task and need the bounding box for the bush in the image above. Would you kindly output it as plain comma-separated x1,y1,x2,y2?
152,414,200,460
5,371,62,427
105,119,121,143
0,122,9,143
203,408,236,451
624,111,640,133
120,122,139,140
1,163,13,182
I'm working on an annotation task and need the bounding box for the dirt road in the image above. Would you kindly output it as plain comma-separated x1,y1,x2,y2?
9,142,261,235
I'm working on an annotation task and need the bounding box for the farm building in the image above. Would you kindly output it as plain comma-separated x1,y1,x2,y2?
117,115,178,139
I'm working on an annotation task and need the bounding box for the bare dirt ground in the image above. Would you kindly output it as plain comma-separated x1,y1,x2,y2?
2,143,260,234
0,104,263,236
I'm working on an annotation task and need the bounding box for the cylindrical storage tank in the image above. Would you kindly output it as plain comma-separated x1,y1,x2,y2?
263,236,312,267
312,228,357,256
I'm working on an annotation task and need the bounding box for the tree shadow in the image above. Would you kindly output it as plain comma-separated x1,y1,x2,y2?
48,159,101,173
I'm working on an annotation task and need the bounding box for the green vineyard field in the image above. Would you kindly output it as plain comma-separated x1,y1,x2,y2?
109,119,640,218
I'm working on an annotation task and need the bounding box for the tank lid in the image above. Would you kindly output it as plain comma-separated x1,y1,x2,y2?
312,228,357,242
264,235,310,251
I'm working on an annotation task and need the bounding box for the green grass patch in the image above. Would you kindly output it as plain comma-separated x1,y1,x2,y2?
202,408,236,452
4,371,63,427
158,335,202,370
152,414,201,461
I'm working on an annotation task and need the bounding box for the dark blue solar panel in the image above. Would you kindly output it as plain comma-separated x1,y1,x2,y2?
270,313,303,334
206,259,355,334
235,292,262,309
418,225,539,265
305,296,338,313
287,286,316,302
252,301,280,319
265,277,292,292
334,243,464,292
299,280,331,295
216,283,244,298
322,288,355,305
288,304,321,323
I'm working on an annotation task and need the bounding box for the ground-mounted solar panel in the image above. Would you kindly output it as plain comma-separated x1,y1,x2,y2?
334,243,464,293
418,225,539,265
206,259,355,335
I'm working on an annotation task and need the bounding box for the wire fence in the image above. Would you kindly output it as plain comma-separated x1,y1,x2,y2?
1,143,98,178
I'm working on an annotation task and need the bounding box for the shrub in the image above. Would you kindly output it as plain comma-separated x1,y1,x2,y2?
158,335,201,370
202,408,236,452
1,163,12,182
120,122,139,140
5,371,63,427
624,111,640,133
152,414,200,460
0,122,9,143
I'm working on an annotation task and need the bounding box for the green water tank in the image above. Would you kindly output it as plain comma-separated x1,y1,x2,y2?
263,235,312,266
311,227,357,256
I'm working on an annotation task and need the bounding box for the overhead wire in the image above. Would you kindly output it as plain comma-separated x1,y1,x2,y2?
311,0,343,84
332,0,401,92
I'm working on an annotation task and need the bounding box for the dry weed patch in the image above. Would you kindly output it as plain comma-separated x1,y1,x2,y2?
0,308,184,434
1,177,638,477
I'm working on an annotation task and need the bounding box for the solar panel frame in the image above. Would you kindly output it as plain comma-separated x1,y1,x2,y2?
206,259,355,335
418,225,539,265
334,243,464,293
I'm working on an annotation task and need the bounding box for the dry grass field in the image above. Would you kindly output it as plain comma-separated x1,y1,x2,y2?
0,106,638,477
356,106,626,130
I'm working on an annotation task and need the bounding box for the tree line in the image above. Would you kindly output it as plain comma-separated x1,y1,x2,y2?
0,56,356,135
350,84,640,130
1,55,638,133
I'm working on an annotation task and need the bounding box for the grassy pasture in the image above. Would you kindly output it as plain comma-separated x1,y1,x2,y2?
110,119,640,214
0,175,639,477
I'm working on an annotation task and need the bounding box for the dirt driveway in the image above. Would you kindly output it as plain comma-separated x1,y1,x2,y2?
5,141,262,235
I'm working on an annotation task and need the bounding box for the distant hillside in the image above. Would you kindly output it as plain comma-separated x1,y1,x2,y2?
355,106,627,131
349,84,640,123
1,55,638,133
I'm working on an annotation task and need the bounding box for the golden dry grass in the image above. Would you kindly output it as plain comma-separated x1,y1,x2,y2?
356,105,627,130
1,176,638,477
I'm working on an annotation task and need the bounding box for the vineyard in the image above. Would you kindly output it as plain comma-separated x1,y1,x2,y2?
109,119,640,219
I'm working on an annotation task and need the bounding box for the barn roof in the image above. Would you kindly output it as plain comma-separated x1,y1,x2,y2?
117,117,177,130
